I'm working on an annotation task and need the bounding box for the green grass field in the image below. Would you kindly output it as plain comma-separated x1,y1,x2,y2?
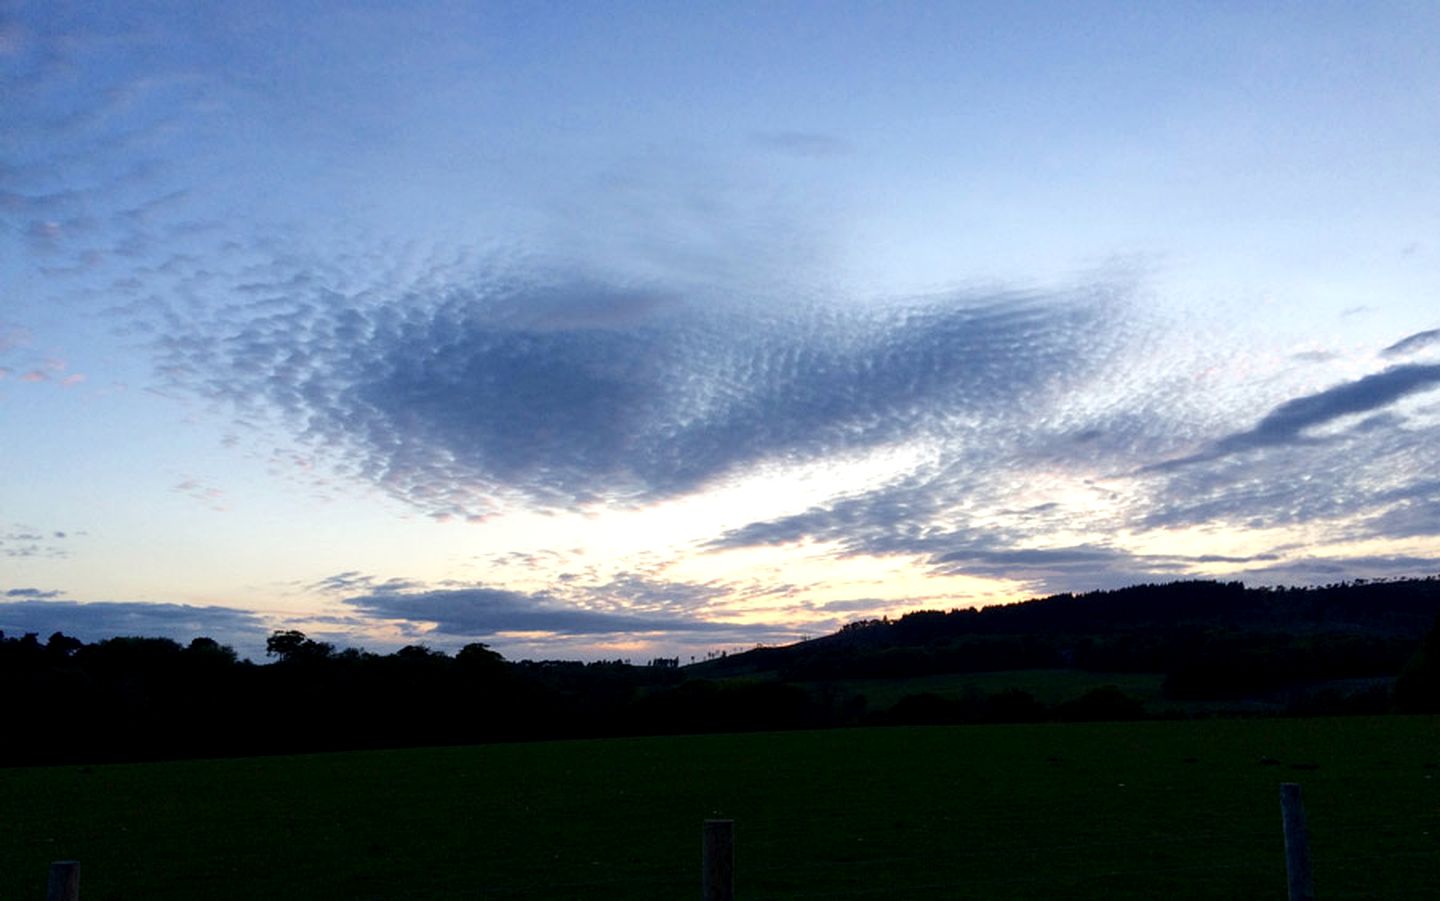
816,668,1169,710
820,668,1396,719
3,717,1437,900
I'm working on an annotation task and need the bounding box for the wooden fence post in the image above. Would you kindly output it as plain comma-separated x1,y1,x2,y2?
702,819,734,901
47,861,80,901
1280,783,1314,901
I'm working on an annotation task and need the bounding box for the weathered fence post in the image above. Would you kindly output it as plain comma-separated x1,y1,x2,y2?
47,861,80,901
1280,783,1314,901
702,818,734,901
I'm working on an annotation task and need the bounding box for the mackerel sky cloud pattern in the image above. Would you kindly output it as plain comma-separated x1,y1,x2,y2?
152,273,1130,517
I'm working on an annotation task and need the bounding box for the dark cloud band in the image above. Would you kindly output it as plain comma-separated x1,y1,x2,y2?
1147,363,1440,472
1383,327,1440,358
0,599,268,647
345,585,771,637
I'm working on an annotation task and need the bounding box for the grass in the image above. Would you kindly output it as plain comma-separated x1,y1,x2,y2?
2,717,1437,899
815,668,1169,710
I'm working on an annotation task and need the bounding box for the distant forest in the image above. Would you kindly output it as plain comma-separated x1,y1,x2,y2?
4,577,1439,765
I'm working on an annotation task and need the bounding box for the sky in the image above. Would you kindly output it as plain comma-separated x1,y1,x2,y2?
3,1,1439,662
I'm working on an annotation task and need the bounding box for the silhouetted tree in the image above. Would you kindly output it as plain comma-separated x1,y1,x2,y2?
457,642,506,674
186,636,238,664
265,629,335,663
46,632,83,658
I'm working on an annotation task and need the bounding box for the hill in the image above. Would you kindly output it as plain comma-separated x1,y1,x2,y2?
690,577,1440,688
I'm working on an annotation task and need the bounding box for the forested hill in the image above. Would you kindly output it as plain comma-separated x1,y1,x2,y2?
692,577,1440,679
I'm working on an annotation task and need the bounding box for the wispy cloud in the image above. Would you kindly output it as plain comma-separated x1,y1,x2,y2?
310,571,420,596
1149,363,1440,471
1383,326,1440,358
703,331,1440,595
5,587,62,599
171,477,227,512
1126,362,1440,555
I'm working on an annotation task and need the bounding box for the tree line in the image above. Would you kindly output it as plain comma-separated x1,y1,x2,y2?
3,577,1438,766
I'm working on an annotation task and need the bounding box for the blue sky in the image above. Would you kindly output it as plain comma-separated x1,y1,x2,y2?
3,1,1438,661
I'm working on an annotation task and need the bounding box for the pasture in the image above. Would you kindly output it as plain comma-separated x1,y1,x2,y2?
814,668,1168,709
2,716,1437,899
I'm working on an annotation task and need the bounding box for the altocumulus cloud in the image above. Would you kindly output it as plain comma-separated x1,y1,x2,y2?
153,268,1135,517
707,334,1440,592
156,239,1439,594
1135,357,1440,538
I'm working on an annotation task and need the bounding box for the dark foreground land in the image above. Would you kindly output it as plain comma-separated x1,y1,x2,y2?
3,716,1437,900
7,577,1440,766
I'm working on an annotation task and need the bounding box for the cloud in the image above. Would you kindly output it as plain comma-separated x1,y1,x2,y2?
343,585,779,638
707,472,950,556
1,7,223,307
1220,554,1440,588
714,492,1251,594
1221,364,1440,448
1361,479,1440,541
172,477,227,511
932,543,1136,571
153,271,1132,517
310,571,420,596
930,541,1295,593
1383,327,1440,358
707,355,1440,595
1128,361,1440,539
0,527,70,558
813,597,894,613
5,587,61,599
0,599,269,649
1148,363,1440,471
